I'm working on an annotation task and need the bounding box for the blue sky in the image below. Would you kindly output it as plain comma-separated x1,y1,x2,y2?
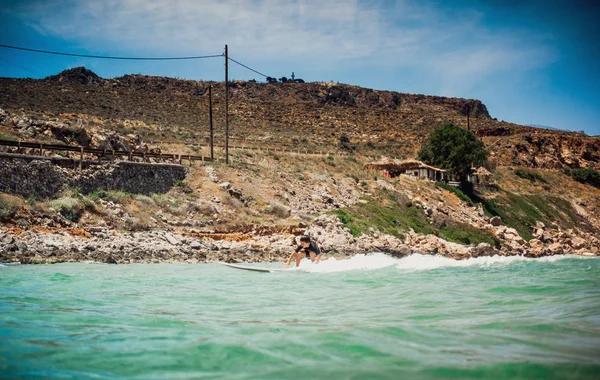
0,0,599,134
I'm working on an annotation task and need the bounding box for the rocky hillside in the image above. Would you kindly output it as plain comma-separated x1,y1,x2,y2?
1,67,600,264
1,151,599,264
1,67,598,168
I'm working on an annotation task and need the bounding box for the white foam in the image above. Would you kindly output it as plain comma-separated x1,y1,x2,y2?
394,253,596,271
0,262,21,267
297,252,399,273
288,253,597,273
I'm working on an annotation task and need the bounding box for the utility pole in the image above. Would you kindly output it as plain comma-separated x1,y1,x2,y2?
209,84,214,161
225,44,229,164
467,112,470,131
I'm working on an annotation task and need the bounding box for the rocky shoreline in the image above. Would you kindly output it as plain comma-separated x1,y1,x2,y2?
1,215,597,265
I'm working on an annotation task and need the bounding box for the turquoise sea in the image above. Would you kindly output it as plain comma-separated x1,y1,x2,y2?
1,253,599,379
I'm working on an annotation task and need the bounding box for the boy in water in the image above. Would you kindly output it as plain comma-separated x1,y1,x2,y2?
285,236,322,267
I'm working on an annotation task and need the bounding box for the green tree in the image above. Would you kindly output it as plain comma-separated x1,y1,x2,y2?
570,168,600,188
418,123,488,187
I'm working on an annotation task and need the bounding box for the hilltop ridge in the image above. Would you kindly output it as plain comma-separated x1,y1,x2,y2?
0,67,599,168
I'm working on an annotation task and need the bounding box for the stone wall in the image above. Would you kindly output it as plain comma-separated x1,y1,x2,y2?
76,161,187,194
0,154,187,198
0,155,65,198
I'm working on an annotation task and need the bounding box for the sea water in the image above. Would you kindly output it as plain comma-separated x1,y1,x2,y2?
1,254,599,379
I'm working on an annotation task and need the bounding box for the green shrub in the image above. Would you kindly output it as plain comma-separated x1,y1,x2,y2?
80,198,97,212
330,190,498,246
174,180,193,194
440,223,499,246
64,188,82,199
0,132,17,141
51,197,84,222
339,135,355,151
325,155,335,166
88,189,107,201
478,192,582,241
570,168,600,188
332,209,353,224
331,209,362,236
436,183,473,206
330,191,434,239
514,168,546,183
104,190,133,204
419,123,488,184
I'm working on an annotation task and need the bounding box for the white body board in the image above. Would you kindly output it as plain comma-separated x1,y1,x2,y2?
221,262,287,273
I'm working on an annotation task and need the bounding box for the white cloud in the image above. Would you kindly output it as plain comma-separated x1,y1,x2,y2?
8,0,554,93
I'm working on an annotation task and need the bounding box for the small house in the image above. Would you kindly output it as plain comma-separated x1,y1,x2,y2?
468,166,492,186
365,159,447,182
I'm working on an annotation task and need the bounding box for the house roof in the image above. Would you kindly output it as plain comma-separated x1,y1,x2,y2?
364,158,446,172
472,166,492,176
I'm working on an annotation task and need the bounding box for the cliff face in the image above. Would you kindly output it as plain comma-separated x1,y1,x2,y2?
478,126,600,169
0,67,597,168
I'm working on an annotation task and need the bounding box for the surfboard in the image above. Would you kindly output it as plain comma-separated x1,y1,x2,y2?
220,262,288,273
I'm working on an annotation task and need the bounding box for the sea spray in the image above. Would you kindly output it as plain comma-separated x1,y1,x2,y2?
394,253,596,270
292,252,595,273
298,252,398,273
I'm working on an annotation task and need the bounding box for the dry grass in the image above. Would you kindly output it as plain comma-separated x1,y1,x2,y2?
124,202,141,215
267,203,291,218
131,214,153,231
225,196,245,210
31,201,52,215
104,190,133,204
188,201,218,216
50,197,84,222
151,194,176,208
133,195,157,214
0,194,25,219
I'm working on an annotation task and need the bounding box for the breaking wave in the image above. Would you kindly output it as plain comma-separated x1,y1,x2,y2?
294,253,596,273
297,253,398,273
394,253,595,271
0,262,21,268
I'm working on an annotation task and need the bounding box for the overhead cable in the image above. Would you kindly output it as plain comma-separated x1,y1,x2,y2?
0,43,223,60
228,56,269,78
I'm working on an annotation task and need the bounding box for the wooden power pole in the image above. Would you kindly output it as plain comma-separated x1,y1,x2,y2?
209,84,214,161
225,44,229,164
467,112,470,131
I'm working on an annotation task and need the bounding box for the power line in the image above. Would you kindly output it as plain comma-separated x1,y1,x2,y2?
228,56,269,78
0,43,223,60
1,44,275,78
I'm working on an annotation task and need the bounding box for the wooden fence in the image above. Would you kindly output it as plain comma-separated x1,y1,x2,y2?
0,139,396,167
0,139,214,168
